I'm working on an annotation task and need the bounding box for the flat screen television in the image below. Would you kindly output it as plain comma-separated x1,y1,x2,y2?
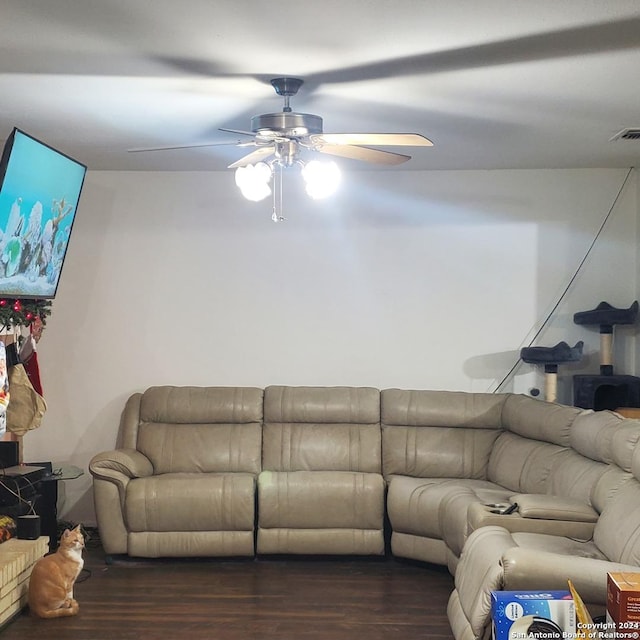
0,128,86,298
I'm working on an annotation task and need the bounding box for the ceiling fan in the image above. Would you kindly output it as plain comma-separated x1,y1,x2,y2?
129,77,433,169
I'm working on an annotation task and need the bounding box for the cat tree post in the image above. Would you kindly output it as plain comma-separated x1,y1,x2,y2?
600,327,613,374
544,365,559,404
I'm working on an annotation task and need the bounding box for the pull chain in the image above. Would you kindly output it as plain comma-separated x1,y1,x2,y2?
271,164,285,223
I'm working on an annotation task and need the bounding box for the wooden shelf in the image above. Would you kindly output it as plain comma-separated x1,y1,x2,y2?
615,407,640,419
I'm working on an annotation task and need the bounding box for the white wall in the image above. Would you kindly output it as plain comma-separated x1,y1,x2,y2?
22,167,638,525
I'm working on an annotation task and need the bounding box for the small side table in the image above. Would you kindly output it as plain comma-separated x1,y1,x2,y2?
38,464,84,549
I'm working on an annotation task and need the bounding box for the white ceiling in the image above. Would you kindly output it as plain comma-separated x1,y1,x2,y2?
2,0,640,172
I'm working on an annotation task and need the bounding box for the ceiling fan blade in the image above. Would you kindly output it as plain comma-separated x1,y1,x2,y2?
304,17,640,89
228,146,275,169
316,144,410,165
312,133,433,147
128,140,253,153
219,127,256,137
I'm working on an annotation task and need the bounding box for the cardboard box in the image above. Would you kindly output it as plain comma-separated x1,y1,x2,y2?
491,591,576,640
607,572,640,638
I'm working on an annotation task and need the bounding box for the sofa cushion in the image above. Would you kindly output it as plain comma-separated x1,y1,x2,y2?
258,470,384,529
570,410,621,463
262,423,381,472
125,473,256,532
264,385,380,424
381,389,506,428
262,386,381,472
140,385,264,424
387,476,512,539
138,423,262,474
611,422,640,472
545,449,608,505
488,432,566,493
591,466,633,513
594,477,640,565
136,386,264,474
382,425,500,479
501,394,580,446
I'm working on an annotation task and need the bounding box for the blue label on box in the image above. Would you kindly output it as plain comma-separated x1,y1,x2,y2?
492,591,576,640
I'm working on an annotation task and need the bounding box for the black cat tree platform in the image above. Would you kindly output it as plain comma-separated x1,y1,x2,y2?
520,341,584,403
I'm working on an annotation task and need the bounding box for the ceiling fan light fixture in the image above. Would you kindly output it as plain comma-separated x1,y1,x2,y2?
301,160,341,200
235,162,272,201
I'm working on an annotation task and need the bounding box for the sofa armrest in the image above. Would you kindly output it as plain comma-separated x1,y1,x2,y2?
89,448,154,484
502,547,638,604
89,449,153,556
467,502,596,540
454,526,519,639
509,494,599,522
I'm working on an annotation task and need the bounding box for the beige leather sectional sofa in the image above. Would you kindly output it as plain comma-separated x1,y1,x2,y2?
89,385,640,640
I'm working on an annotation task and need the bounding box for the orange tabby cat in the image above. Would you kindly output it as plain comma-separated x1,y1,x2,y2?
28,524,85,618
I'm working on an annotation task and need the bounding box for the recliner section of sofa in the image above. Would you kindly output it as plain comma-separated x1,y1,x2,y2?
382,390,510,569
257,385,385,555
90,385,264,557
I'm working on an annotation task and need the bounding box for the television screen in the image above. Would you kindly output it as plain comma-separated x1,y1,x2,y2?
0,128,86,298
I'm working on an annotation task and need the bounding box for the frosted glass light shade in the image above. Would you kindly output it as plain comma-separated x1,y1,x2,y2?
301,160,341,199
235,162,273,201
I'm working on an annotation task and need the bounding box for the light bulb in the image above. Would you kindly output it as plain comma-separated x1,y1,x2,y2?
240,182,271,202
301,160,341,199
253,162,272,182
235,162,273,201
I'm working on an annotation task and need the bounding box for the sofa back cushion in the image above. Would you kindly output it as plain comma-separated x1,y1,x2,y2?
611,422,640,472
501,394,580,446
570,410,622,463
596,431,640,563
381,389,505,479
262,386,381,472
489,396,585,494
134,386,264,474
488,432,566,493
382,426,501,479
382,389,507,428
594,477,640,565
546,449,608,505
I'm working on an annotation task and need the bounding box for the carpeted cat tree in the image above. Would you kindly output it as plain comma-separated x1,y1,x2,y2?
572,301,640,410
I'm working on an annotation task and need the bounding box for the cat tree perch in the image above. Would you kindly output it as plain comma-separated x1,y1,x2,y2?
520,341,584,403
573,301,639,375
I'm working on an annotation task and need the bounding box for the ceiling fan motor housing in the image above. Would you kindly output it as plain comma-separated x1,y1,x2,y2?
251,112,323,138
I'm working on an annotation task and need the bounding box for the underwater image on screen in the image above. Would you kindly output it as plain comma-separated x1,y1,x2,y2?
0,129,86,298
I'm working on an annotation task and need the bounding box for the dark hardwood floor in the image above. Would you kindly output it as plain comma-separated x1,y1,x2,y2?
3,533,456,640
